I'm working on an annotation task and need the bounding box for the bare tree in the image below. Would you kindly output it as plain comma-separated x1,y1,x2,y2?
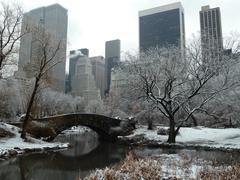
21,26,65,139
0,79,22,120
104,90,122,117
85,100,105,114
35,88,86,117
0,1,28,77
124,38,240,143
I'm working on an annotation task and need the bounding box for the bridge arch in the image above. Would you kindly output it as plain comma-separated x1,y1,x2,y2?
26,113,134,141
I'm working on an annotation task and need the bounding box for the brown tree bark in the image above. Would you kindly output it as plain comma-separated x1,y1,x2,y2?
21,76,40,139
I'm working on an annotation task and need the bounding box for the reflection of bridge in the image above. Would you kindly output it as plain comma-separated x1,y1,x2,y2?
0,142,129,180
19,113,135,141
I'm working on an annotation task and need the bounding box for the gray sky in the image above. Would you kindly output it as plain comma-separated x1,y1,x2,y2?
20,0,240,57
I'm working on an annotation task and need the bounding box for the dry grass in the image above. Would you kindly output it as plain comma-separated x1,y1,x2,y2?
200,165,240,180
85,152,163,180
84,151,240,180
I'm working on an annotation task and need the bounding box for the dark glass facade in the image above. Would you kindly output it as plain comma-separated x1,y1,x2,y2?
139,9,181,51
105,40,120,94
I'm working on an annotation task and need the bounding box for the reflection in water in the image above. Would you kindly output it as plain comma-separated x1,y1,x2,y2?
0,131,129,180
1,130,240,180
54,131,99,157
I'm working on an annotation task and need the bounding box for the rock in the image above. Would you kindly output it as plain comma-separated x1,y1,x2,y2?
0,128,15,138
157,128,169,135
26,121,57,140
109,118,137,137
109,127,123,136
8,149,18,156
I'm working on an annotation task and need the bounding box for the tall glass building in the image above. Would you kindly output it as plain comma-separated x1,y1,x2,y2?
18,4,68,92
105,39,121,94
200,5,223,62
139,2,185,52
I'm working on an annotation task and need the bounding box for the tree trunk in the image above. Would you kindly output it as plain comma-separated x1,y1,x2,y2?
167,117,176,143
21,77,39,139
191,114,198,126
0,54,4,78
0,53,4,71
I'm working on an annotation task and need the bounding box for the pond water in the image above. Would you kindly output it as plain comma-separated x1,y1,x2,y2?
0,130,130,180
0,128,240,180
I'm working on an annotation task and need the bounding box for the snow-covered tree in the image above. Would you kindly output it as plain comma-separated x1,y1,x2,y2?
103,89,129,119
85,100,105,114
0,1,29,78
0,78,24,120
73,96,85,113
27,88,86,117
124,37,240,143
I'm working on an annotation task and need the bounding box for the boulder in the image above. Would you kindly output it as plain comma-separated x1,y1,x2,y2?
109,117,137,136
0,128,15,138
157,128,169,135
26,121,57,141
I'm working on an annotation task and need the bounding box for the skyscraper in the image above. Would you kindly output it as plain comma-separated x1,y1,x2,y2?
18,4,68,92
71,55,101,102
105,39,120,94
200,5,223,62
139,2,185,52
90,56,105,98
68,49,89,93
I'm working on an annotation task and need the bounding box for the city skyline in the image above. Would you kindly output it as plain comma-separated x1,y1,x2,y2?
21,0,240,57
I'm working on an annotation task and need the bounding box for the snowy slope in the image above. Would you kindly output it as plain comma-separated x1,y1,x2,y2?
0,122,68,157
124,126,240,150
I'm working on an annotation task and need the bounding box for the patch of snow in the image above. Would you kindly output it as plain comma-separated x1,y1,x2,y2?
61,126,92,135
177,127,240,149
124,126,167,142
123,125,240,150
0,122,68,157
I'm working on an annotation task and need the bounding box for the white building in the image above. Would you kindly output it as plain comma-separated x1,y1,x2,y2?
110,67,128,95
71,56,101,103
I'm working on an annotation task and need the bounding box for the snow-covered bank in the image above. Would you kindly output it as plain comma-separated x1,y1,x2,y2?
85,151,240,180
0,122,69,159
119,126,240,151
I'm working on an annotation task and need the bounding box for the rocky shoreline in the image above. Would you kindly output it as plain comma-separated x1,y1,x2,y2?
0,122,69,160
0,144,69,160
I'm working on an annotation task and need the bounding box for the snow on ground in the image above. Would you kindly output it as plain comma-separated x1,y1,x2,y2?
61,126,92,135
177,127,240,149
124,126,240,150
0,122,68,158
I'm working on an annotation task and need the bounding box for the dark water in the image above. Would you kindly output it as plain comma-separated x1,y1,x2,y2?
0,129,240,180
0,130,130,180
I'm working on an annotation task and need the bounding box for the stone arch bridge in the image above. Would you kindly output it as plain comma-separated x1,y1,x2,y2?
18,113,136,141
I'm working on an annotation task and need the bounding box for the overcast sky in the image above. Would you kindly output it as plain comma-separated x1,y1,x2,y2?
20,0,240,57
